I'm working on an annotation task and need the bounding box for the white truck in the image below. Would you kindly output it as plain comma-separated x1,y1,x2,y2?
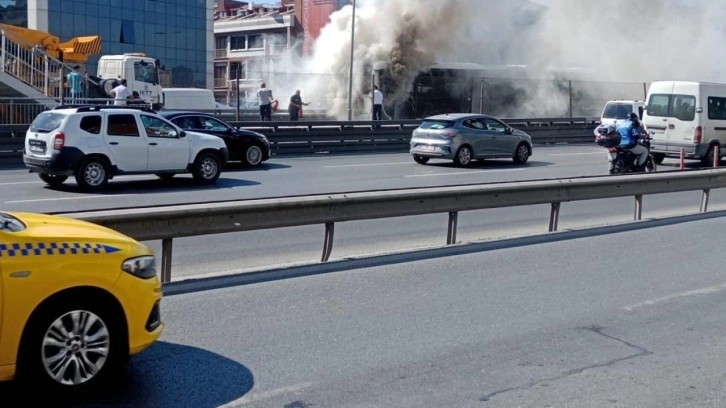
93,54,222,112
95,53,165,109
600,100,645,126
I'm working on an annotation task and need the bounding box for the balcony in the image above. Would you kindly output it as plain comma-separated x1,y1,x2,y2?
214,78,228,88
215,14,294,34
215,49,228,59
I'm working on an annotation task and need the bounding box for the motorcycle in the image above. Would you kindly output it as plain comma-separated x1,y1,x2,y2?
594,124,657,174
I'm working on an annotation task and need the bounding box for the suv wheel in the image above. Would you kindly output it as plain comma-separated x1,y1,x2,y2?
39,173,68,187
75,158,110,191
192,152,221,183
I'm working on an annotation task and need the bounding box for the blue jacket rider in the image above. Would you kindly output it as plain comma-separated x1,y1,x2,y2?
616,112,648,169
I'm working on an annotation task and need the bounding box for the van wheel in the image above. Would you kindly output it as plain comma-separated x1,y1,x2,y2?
192,152,221,183
652,153,665,165
39,173,68,187
16,299,124,390
75,158,110,191
702,145,719,168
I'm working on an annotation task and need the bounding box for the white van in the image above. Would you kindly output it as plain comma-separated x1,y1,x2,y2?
161,88,217,111
600,100,645,126
643,81,726,166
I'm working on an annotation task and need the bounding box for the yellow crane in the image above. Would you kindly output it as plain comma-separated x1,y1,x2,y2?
0,23,101,62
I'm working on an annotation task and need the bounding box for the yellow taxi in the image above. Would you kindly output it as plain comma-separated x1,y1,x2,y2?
0,211,163,389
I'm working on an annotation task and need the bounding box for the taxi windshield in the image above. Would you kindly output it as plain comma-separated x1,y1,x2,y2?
0,212,26,232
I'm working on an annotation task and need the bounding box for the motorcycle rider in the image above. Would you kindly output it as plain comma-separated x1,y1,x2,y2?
616,112,648,171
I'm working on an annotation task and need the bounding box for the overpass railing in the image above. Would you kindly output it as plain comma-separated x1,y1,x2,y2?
60,169,726,284
0,116,599,167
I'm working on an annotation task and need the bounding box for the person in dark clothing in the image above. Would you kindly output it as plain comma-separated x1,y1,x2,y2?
288,89,309,121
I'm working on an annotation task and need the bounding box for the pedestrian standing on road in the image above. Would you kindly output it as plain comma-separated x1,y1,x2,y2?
257,82,273,121
67,64,84,105
372,85,384,121
288,89,309,121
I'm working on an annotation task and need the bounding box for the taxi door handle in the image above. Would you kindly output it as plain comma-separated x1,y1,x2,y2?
668,124,675,129
149,142,158,146
109,142,119,145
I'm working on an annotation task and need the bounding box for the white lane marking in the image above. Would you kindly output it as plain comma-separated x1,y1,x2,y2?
0,181,40,186
623,283,726,312
4,194,135,204
406,169,525,177
548,152,603,156
325,162,412,168
217,382,314,407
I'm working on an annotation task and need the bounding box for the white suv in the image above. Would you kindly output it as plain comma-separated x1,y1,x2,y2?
23,106,229,190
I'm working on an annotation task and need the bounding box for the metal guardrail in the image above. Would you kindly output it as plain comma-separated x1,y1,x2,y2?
0,117,599,166
61,169,726,284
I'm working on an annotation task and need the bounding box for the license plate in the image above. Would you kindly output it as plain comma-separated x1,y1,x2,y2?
419,145,435,152
607,152,617,161
28,140,45,153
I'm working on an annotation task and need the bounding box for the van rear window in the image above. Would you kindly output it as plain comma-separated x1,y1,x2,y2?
420,120,454,129
29,112,66,133
646,94,696,121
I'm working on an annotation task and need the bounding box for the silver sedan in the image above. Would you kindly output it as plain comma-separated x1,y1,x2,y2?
409,113,533,166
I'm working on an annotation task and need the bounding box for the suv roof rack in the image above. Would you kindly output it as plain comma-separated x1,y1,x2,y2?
53,105,157,113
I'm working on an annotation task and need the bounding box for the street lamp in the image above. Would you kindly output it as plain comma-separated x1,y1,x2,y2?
347,0,356,121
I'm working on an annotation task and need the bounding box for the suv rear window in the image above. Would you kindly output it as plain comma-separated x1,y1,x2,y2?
29,112,66,133
420,120,454,129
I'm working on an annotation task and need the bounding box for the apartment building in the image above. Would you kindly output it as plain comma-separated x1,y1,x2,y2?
213,0,346,106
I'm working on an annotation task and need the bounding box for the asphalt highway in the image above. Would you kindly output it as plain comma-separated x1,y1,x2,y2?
3,214,726,407
1,145,723,279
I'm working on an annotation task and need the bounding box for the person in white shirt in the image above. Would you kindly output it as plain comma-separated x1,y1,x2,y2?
372,85,384,120
256,82,274,121
110,79,131,105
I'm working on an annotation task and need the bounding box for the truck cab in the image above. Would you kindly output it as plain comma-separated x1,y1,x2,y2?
600,100,645,126
96,53,164,110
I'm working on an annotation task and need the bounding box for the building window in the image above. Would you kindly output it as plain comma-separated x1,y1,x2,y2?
248,34,264,49
230,36,246,50
120,20,136,44
230,62,246,79
215,36,227,50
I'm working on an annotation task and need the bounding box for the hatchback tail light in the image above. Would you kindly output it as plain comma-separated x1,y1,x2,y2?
694,126,702,144
53,132,65,151
443,130,457,138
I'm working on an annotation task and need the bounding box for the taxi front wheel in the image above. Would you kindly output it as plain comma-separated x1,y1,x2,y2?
17,298,125,390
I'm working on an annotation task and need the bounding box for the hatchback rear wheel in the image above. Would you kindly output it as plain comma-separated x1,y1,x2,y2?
413,154,429,165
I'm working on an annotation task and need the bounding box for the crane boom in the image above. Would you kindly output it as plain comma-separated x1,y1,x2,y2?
0,23,101,62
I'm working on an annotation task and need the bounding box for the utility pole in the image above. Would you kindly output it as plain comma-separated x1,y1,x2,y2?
346,0,356,121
